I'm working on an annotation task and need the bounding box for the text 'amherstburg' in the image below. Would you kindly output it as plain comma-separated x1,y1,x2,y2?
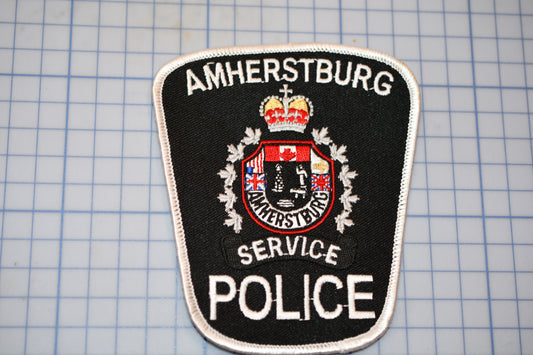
186,58,395,96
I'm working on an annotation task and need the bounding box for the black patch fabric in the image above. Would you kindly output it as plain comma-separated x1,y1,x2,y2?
153,44,420,354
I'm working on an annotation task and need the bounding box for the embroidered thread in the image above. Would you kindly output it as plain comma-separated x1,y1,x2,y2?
312,127,359,233
218,127,262,233
218,89,358,235
153,43,420,355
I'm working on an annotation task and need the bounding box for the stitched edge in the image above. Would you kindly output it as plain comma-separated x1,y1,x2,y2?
152,43,421,355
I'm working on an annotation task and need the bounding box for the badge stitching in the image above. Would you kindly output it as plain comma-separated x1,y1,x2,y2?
153,43,421,354
239,139,336,234
218,124,359,235
218,85,359,236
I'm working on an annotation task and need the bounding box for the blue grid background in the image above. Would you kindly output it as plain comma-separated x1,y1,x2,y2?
0,0,532,354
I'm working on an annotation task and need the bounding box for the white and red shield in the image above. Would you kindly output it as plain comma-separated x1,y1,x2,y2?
242,141,334,233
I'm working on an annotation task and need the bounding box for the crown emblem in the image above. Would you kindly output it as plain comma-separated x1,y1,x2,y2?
259,85,314,133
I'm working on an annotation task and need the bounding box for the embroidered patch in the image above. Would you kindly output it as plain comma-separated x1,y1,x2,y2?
153,44,420,354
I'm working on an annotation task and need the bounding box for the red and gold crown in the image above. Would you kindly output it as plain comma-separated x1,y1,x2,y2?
259,85,313,133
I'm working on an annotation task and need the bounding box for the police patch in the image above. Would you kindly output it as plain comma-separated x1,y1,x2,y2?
153,44,420,354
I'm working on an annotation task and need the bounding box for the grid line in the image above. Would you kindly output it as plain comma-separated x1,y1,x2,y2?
467,1,496,351
0,0,532,354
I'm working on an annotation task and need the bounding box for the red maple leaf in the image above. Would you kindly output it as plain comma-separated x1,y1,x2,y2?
280,148,296,161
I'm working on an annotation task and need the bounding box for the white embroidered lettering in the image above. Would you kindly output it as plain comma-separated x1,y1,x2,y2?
276,275,301,320
263,58,281,82
203,62,227,90
374,71,394,96
309,239,324,259
299,58,314,82
245,59,262,83
300,236,308,256
225,61,245,86
334,60,352,86
251,239,268,261
209,275,237,320
232,236,346,267
325,244,341,266
186,58,394,96
282,57,298,82
303,274,311,321
347,274,375,319
237,245,253,265
239,275,272,320
313,275,343,319
286,235,300,255
352,64,372,90
267,237,284,257
208,274,375,321
316,59,333,83
186,69,207,96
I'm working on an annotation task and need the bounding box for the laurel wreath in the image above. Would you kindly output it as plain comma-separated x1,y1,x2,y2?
217,127,358,234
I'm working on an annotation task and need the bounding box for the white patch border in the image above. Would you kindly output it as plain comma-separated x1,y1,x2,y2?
152,43,420,355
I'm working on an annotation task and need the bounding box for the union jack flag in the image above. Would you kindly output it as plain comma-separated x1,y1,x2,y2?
311,174,331,191
245,173,266,191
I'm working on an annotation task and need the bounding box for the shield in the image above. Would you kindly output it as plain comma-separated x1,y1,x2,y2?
242,141,334,233
152,44,420,354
